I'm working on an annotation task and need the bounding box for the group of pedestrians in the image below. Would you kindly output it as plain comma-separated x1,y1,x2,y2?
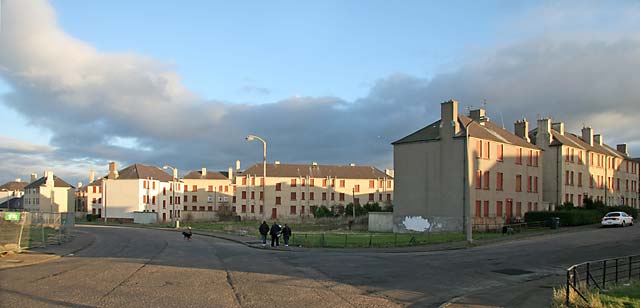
259,221,292,247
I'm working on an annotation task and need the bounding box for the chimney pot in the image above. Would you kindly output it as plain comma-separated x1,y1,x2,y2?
30,173,38,183
514,119,530,142
89,169,95,183
470,109,488,122
236,160,241,171
552,122,565,135
201,167,207,177
617,144,628,156
581,127,594,146
440,100,461,138
228,167,233,179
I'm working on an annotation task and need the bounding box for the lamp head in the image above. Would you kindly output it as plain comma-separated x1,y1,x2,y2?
162,165,170,170
245,135,255,141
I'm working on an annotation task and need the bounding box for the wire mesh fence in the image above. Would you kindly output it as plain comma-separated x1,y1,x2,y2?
0,211,75,254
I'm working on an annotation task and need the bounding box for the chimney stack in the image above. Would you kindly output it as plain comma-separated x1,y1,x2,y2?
235,160,241,171
108,162,119,179
469,108,488,122
228,167,233,180
14,178,21,182
617,144,628,156
594,134,603,146
77,182,83,188
312,161,318,166
274,160,280,165
581,127,594,146
89,169,95,183
536,118,552,145
514,119,530,142
551,122,565,135
45,171,54,186
440,100,461,138
201,167,207,177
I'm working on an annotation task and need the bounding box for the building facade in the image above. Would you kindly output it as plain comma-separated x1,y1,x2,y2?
0,179,27,207
23,171,76,213
531,120,639,208
180,168,234,221
235,162,393,220
393,100,543,232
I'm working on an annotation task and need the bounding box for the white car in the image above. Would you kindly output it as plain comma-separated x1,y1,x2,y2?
601,212,634,227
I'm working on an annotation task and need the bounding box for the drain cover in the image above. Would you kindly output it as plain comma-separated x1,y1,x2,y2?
493,268,534,276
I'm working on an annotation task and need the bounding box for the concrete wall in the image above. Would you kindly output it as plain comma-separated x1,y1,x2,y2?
180,211,219,222
368,212,393,232
133,211,158,224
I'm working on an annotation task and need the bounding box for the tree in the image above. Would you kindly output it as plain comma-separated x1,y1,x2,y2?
313,205,333,218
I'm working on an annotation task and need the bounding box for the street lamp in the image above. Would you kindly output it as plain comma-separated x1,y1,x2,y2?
163,165,178,227
246,135,267,220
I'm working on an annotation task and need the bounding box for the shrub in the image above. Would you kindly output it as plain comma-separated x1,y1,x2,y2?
607,205,638,218
313,205,334,218
524,210,602,226
382,204,393,212
86,214,100,221
345,203,367,216
363,202,382,213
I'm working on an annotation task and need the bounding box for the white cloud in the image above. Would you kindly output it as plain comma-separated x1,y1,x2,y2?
1,0,639,185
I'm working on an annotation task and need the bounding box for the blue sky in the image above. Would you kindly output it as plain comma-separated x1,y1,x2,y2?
1,0,639,184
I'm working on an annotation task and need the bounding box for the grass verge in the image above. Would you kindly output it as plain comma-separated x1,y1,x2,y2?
553,281,640,307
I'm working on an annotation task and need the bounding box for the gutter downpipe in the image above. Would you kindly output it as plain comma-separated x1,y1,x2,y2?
463,121,474,244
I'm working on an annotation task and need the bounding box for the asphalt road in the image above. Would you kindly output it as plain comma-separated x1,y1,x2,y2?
2,224,640,308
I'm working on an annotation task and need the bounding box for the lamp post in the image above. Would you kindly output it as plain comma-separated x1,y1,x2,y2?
246,135,267,220
352,187,356,219
163,165,178,227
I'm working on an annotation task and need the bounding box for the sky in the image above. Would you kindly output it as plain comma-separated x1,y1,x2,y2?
1,0,640,185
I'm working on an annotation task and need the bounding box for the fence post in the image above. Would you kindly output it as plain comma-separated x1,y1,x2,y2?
394,233,397,247
58,214,62,245
368,234,372,248
603,260,607,289
586,263,590,287
630,256,633,282
566,269,571,306
17,212,26,252
573,267,577,289
344,234,347,248
615,258,619,283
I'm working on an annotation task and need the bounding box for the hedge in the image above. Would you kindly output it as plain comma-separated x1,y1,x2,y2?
606,206,638,219
524,210,602,226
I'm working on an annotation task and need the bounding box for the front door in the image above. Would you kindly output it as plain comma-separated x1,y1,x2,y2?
506,199,513,221
162,213,166,223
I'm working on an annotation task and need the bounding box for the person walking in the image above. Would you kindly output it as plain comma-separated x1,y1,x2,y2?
282,224,292,247
269,222,281,247
259,221,269,246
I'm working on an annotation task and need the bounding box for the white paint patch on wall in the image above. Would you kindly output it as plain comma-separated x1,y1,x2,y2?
402,216,431,232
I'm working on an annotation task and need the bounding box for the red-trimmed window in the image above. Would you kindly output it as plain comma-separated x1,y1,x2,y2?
241,191,246,199
241,177,247,185
276,183,281,191
310,192,314,200
368,193,374,201
475,201,481,217
291,192,296,200
369,180,375,188
354,184,360,193
290,206,297,215
497,144,504,161
516,175,522,192
483,171,490,190
310,179,314,187
476,171,482,189
483,201,489,217
276,197,281,205
496,201,503,217
496,172,503,191
322,192,327,200
340,180,345,188
516,148,522,165
291,179,296,187
339,193,345,201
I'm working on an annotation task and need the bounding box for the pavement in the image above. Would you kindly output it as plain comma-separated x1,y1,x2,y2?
1,223,639,307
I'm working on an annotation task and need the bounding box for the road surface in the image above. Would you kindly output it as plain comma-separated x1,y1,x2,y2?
2,224,640,307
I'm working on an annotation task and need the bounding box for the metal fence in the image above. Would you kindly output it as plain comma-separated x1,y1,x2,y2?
0,211,75,254
565,254,640,306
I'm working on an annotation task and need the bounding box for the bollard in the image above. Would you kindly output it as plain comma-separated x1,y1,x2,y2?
344,234,347,248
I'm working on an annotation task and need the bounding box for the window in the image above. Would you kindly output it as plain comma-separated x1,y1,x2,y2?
143,195,147,203
484,141,490,159
534,151,539,167
476,171,482,189
310,179,314,187
369,193,374,201
527,176,532,192
497,144,504,161
354,184,360,193
241,191,247,199
241,205,246,213
578,173,582,187
276,197,281,205
476,140,482,158
301,178,306,186
232,196,236,203
570,171,574,186
192,185,197,191
527,149,533,166
143,181,147,189
192,196,197,203
260,178,264,186
369,180,375,188
322,192,327,201
291,192,296,200
225,186,229,192
310,192,315,200
208,185,213,192
339,193,345,201
496,173,503,191
242,177,247,185
276,183,281,191
92,186,97,193
251,177,255,186
379,193,383,201
387,180,392,188
340,180,345,188
516,202,522,217
534,176,539,193
251,191,255,200
578,151,583,164
516,148,522,165
162,200,166,209
322,179,327,187
516,175,522,192
162,187,166,196
386,194,391,201
354,197,360,204
483,201,489,217
483,171,490,190
565,171,570,185
565,148,570,162
475,201,481,217
301,206,305,214
496,201,503,217
260,191,263,200
331,193,335,201
301,192,305,200
570,148,575,162
290,206,297,215
152,196,156,205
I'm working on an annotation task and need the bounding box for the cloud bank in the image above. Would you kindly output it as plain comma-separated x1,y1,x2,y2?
1,0,639,184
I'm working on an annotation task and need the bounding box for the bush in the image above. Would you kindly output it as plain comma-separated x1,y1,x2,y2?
363,202,382,213
607,205,638,219
382,204,393,212
86,214,100,221
524,210,602,226
345,203,367,216
313,205,334,218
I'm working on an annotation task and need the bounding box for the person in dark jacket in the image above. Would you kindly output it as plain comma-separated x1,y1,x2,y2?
282,224,292,247
259,221,269,246
269,222,281,247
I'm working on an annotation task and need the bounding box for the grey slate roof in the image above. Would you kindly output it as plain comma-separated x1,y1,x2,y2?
184,170,228,180
393,114,540,150
116,164,174,182
24,175,74,189
0,181,28,192
241,163,392,179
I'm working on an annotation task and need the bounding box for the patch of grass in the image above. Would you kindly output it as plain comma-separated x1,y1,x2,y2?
553,281,640,307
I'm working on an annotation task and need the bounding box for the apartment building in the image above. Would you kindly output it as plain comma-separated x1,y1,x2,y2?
0,179,27,206
75,170,104,215
97,162,184,223
23,171,76,213
531,120,639,208
393,100,543,232
235,162,393,219
180,168,233,220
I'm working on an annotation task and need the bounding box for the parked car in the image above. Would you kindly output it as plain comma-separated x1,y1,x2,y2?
601,212,634,227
